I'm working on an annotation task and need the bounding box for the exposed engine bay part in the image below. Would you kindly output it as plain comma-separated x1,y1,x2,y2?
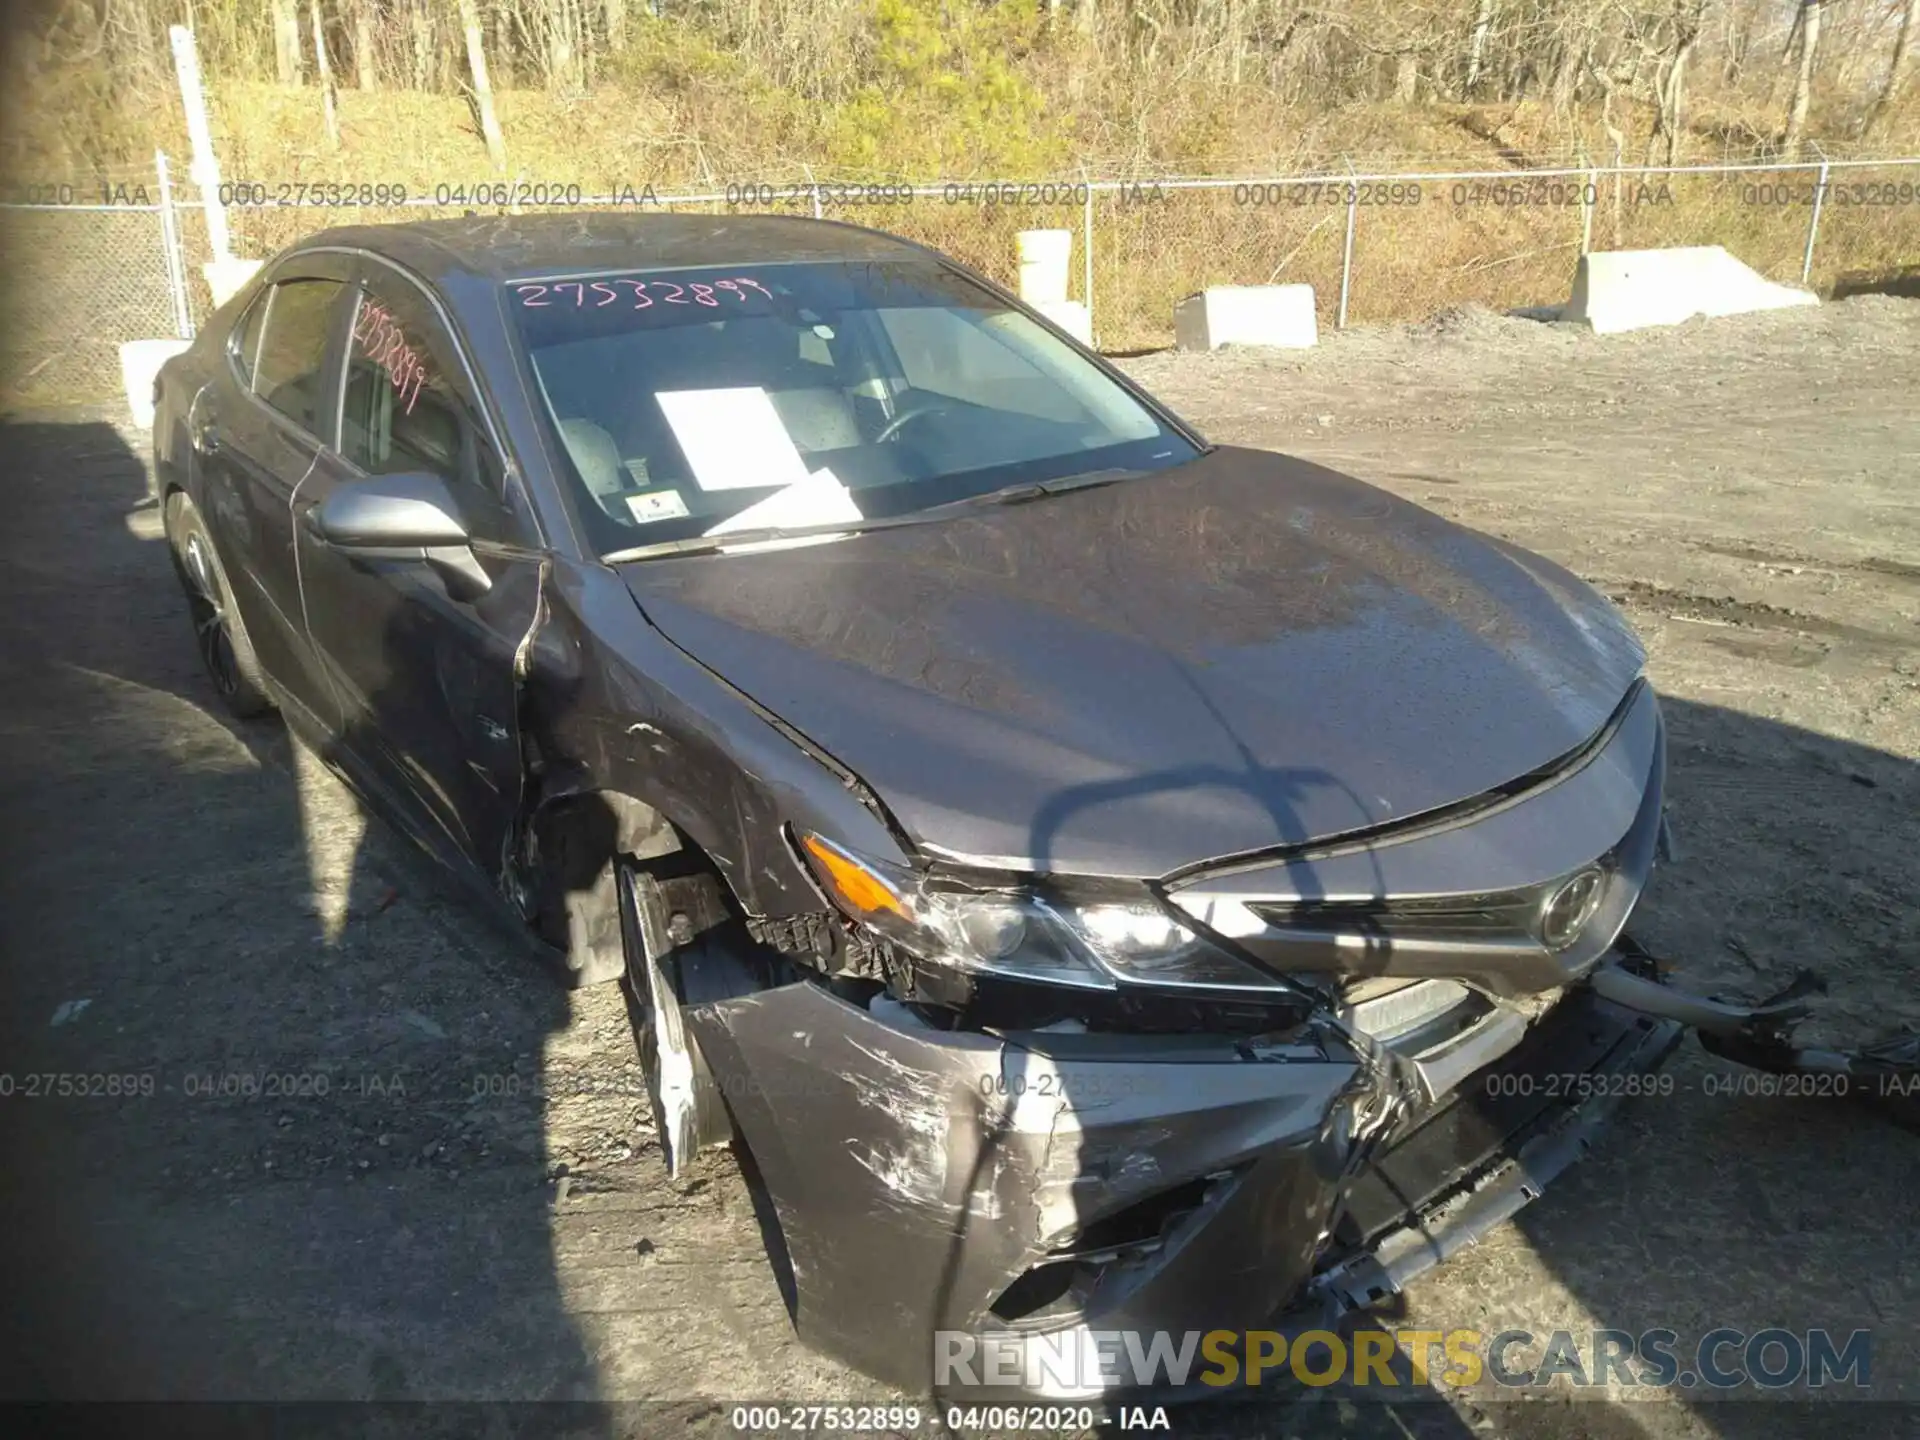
1310,989,1684,1314
1333,976,1538,1103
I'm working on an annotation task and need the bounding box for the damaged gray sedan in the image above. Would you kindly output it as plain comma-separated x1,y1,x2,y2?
155,213,1752,1398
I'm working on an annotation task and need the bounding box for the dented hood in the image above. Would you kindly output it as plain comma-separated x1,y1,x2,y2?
619,446,1646,877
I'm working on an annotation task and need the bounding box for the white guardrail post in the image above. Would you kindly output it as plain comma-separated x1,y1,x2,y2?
1337,158,1358,329
1579,153,1595,256
154,150,194,339
1802,141,1831,286
1081,162,1094,347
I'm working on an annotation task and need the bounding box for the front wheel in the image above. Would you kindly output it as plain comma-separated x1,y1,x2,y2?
164,492,274,718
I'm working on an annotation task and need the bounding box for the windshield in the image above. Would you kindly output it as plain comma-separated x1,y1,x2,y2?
506,259,1198,557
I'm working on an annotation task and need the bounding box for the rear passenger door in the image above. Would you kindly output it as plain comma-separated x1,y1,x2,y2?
292,261,545,883
190,257,355,727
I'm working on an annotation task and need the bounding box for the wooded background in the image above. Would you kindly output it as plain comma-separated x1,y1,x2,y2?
2,1,1916,182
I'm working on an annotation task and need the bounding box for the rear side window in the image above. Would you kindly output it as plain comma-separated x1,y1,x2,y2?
229,290,271,389
252,279,344,434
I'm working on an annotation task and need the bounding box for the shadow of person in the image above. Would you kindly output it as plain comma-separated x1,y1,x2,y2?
0,409,607,1426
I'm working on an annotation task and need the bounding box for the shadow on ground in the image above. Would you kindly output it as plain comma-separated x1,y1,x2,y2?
0,416,604,1429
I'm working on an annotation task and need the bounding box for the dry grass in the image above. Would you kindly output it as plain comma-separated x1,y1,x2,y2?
0,57,1916,393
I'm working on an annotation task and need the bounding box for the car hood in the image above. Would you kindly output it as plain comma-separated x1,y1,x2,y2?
619,445,1646,878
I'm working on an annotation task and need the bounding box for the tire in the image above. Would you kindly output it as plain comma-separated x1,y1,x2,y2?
164,491,275,719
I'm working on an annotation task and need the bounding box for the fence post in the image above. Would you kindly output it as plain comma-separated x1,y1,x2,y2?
1579,153,1595,256
1337,158,1357,329
1081,163,1094,347
154,150,194,339
1801,141,1829,286
168,25,232,265
1611,140,1623,246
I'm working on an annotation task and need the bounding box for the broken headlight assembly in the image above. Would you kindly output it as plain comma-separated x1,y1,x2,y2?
798,832,1284,992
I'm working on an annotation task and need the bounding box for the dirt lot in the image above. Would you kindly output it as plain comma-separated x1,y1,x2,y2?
1,297,1915,1439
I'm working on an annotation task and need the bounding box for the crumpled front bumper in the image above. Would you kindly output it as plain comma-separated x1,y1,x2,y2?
685,961,1685,1399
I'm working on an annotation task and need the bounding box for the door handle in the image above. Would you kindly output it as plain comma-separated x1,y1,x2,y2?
192,425,223,456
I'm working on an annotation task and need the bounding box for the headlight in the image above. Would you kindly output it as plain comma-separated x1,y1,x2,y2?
798,832,1283,991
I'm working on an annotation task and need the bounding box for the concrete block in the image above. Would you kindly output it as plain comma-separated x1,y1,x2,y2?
120,338,192,431
1173,285,1318,351
1565,246,1817,334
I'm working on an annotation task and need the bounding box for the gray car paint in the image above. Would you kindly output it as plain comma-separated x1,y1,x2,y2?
618,445,1647,879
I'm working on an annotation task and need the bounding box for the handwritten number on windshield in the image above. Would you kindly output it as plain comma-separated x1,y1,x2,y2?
513,277,774,310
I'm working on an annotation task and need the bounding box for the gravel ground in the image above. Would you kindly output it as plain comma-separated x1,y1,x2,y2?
0,297,1915,1439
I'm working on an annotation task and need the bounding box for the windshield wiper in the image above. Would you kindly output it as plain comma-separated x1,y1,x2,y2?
601,516,903,564
939,467,1145,510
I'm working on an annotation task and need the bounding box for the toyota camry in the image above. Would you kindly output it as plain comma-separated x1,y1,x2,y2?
154,213,1785,1398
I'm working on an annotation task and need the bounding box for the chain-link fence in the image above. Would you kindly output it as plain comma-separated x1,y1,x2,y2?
0,162,193,409
5,152,1917,405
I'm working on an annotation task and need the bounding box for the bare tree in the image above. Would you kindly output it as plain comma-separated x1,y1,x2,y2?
1465,0,1497,92
271,0,305,85
607,0,628,53
1784,0,1824,158
1862,0,1919,136
354,1,379,90
311,0,339,147
1649,1,1704,166
457,0,509,168
409,0,437,91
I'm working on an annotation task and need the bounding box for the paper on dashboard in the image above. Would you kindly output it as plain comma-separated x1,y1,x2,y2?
655,386,812,493
705,468,861,546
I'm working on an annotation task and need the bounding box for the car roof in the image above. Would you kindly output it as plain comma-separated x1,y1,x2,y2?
293,212,936,284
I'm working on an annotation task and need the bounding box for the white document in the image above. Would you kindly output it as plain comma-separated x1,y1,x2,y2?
705,469,861,550
655,387,812,493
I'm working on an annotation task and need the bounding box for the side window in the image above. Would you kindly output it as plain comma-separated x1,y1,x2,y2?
229,288,272,389
252,279,344,434
341,278,515,542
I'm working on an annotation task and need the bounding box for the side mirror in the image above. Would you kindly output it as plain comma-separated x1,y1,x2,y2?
314,471,471,550
313,471,491,601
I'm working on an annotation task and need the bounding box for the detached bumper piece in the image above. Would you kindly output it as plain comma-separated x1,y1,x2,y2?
682,960,1684,1399
1597,934,1920,1133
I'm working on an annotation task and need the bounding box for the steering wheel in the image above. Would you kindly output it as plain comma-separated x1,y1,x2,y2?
873,394,956,445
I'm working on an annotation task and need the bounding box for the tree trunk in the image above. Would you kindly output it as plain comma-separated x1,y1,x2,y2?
411,0,434,90
1652,12,1701,168
272,0,305,85
1465,0,1496,93
1394,51,1418,103
606,0,627,52
1863,0,1919,136
1784,0,1822,159
1549,33,1584,113
1076,0,1096,39
310,0,339,148
549,0,577,89
354,2,377,90
458,0,509,169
